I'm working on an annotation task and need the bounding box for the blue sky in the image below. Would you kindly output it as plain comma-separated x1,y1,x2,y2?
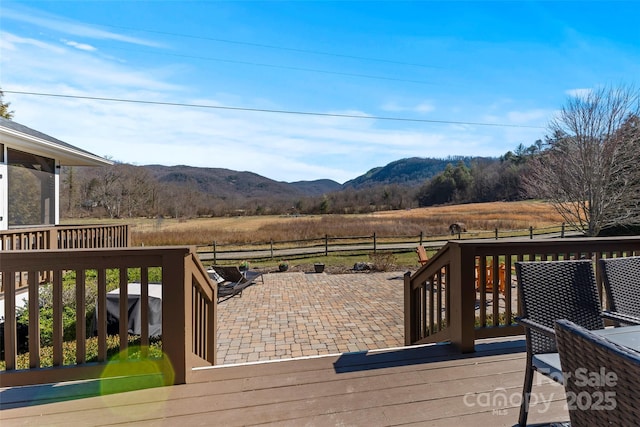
1,1,639,183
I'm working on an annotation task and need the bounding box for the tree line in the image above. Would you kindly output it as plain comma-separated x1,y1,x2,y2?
59,150,534,221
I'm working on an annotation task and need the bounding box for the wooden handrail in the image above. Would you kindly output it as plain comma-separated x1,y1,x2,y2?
405,236,640,353
0,224,129,251
0,246,215,388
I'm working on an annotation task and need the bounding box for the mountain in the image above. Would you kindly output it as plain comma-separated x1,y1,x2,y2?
343,156,481,188
143,156,491,199
144,165,340,199
289,179,342,195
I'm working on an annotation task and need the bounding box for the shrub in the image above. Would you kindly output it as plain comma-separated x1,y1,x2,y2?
368,252,397,272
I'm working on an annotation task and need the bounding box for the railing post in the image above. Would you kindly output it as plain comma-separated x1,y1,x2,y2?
494,228,498,240
325,234,328,256
213,241,217,264
403,271,414,346
448,242,476,353
124,224,131,247
373,232,377,253
529,226,534,239
161,249,190,385
49,228,58,249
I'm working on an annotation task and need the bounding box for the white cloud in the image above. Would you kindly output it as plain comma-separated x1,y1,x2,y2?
415,102,436,113
62,39,97,52
565,88,592,99
506,109,550,125
3,31,181,92
380,100,435,114
2,7,162,47
1,32,65,54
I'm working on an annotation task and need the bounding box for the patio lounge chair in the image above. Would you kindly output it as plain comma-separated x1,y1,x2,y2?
515,260,605,426
216,280,254,303
211,265,264,285
555,319,640,426
599,256,640,326
208,266,264,303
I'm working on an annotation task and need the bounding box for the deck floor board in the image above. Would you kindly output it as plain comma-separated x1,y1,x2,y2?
1,272,570,425
1,341,569,426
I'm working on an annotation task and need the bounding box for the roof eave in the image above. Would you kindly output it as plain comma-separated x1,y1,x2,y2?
1,128,113,167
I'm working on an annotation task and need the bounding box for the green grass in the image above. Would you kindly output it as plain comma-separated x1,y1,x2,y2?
208,249,427,272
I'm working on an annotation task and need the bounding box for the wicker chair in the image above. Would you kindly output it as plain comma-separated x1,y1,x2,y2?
515,260,605,426
555,319,640,426
599,256,640,326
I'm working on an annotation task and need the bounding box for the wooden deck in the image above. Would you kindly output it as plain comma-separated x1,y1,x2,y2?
1,339,570,426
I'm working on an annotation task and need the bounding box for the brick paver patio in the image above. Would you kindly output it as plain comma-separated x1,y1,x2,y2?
216,271,407,365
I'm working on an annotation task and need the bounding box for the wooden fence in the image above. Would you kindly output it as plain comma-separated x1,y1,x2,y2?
198,224,570,262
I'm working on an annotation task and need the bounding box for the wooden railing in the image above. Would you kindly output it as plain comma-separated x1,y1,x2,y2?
0,247,216,387
405,236,640,353
0,224,130,251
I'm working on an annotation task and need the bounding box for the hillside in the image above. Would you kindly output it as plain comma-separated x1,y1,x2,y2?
289,179,343,195
144,156,492,199
343,156,491,188
62,154,523,219
144,165,340,199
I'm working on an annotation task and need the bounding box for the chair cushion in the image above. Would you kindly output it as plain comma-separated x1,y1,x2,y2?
207,268,225,284
532,353,563,384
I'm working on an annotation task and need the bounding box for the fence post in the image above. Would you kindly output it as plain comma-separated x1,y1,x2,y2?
213,241,217,265
561,223,565,238
529,226,534,239
419,231,423,246
270,239,274,259
373,232,377,253
494,228,498,240
325,234,328,256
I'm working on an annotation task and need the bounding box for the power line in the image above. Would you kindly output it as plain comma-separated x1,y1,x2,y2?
4,90,545,129
109,46,441,86
104,24,442,70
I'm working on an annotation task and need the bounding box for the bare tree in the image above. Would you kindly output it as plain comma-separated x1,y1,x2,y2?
119,164,156,218
525,86,640,236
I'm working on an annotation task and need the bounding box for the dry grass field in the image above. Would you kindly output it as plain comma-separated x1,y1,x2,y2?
101,200,564,246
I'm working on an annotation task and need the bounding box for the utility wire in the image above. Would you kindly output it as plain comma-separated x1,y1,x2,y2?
5,90,545,129
109,46,441,86
104,24,442,70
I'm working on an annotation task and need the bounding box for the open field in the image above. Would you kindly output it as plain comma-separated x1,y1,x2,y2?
62,200,565,248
